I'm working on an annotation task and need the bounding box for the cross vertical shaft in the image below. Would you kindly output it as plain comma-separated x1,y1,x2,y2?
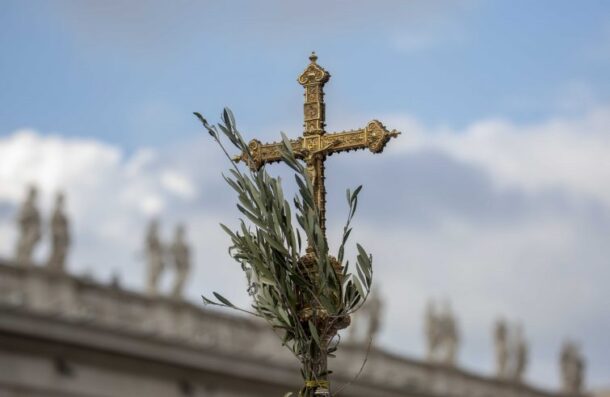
306,154,327,238
299,52,331,236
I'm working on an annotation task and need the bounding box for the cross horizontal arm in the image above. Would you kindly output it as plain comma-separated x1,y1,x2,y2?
319,120,400,156
232,120,400,171
232,138,305,171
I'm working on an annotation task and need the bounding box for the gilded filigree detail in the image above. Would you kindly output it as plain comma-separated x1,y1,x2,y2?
304,103,319,121
317,120,400,156
233,54,400,237
297,53,330,86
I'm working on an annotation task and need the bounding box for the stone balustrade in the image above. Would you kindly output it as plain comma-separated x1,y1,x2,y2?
0,260,575,397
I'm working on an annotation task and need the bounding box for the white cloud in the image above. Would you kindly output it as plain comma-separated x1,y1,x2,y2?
388,105,610,207
160,169,197,200
0,130,203,285
0,130,120,202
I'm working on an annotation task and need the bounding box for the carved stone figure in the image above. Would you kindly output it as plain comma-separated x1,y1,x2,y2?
170,224,191,299
425,299,459,366
425,300,439,361
47,192,70,271
110,273,122,290
145,219,165,296
15,186,42,266
441,301,459,366
512,325,528,382
348,289,383,345
495,318,509,379
366,289,383,342
561,341,585,395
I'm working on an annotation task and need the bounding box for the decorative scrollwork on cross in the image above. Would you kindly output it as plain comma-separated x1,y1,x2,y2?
233,53,400,239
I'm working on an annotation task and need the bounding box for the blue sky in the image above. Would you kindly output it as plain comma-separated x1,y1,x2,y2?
1,1,609,147
1,1,610,392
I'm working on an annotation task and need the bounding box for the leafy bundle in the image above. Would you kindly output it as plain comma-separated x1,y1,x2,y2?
195,109,373,396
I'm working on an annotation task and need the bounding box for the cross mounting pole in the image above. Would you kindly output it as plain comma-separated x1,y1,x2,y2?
233,52,400,239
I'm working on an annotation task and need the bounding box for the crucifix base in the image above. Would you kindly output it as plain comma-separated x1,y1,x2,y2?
296,252,351,397
297,251,350,329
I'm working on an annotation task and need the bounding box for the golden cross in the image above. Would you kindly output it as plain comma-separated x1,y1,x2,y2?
233,52,400,237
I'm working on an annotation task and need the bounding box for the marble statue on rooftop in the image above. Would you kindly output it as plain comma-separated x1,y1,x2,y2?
367,288,383,342
347,288,384,345
561,340,585,395
170,224,191,299
495,318,509,379
424,299,459,366
441,301,459,366
425,300,440,362
145,219,165,296
15,186,42,266
512,324,528,383
47,192,70,271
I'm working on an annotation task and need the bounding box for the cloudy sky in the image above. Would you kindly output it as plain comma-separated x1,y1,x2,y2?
1,0,609,391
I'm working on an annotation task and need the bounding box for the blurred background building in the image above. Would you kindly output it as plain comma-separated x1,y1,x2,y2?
0,191,588,395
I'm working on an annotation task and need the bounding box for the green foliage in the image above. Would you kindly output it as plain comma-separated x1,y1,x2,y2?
194,108,373,395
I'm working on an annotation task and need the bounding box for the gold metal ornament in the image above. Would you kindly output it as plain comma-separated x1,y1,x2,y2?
233,52,401,237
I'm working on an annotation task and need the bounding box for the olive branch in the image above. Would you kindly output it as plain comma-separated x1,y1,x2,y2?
195,108,373,396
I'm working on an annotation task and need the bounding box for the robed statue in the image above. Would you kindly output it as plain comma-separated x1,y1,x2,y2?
170,224,191,299
560,340,585,395
425,301,439,361
440,301,459,366
494,318,509,378
145,219,165,296
347,288,383,345
425,299,459,366
15,186,42,266
511,324,528,383
494,319,530,382
47,192,70,271
366,289,383,343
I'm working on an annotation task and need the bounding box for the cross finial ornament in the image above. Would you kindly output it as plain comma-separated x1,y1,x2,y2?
234,53,400,237
308,51,318,63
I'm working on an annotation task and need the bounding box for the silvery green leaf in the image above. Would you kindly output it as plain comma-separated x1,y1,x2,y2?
213,292,235,307
308,321,321,347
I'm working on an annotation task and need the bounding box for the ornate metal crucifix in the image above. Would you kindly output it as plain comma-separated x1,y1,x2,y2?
233,52,400,237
